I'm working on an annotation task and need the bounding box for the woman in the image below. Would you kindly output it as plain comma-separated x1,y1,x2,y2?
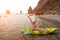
32,19,46,34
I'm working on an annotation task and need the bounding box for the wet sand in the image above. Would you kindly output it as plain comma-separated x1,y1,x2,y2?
0,14,60,40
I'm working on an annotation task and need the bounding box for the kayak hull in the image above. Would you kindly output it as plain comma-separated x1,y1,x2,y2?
21,28,58,34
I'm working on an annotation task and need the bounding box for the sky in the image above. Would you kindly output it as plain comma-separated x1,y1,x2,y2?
0,0,39,14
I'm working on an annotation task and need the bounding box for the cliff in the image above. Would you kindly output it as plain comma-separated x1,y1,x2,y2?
33,0,60,15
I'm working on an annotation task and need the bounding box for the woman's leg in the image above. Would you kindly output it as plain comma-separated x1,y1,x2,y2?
36,28,46,34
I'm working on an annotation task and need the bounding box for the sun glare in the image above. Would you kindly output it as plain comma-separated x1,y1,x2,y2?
0,0,39,14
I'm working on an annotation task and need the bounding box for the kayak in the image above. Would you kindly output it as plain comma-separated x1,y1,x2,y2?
21,28,58,34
